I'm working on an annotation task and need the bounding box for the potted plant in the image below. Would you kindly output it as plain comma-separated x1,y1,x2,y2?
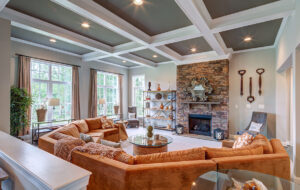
10,86,33,137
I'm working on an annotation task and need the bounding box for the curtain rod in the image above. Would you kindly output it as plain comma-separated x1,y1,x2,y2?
15,54,81,68
91,68,124,76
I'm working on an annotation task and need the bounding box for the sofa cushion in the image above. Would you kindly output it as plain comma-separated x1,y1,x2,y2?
115,152,134,165
204,146,264,159
58,124,80,138
100,139,121,148
80,133,94,143
73,120,89,133
249,134,273,154
85,117,102,131
54,136,85,161
50,132,71,140
134,147,205,164
88,128,118,137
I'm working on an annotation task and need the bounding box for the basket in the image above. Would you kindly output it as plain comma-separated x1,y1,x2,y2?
36,109,47,122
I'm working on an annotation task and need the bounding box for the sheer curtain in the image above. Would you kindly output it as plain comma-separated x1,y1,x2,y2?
72,66,81,120
118,74,123,119
88,69,97,118
18,55,31,135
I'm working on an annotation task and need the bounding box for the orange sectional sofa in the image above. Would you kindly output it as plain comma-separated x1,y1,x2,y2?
39,118,290,190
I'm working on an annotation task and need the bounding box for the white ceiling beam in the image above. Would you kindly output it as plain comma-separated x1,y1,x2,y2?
150,46,182,62
117,54,157,68
0,0,9,12
51,0,183,62
11,37,81,57
94,60,128,69
52,0,151,45
180,51,230,65
175,0,227,56
0,8,112,53
210,0,295,33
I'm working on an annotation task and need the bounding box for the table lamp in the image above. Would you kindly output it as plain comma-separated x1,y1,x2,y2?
99,98,106,116
48,98,60,110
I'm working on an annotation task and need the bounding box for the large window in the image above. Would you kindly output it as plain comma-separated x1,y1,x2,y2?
132,75,145,117
97,72,119,116
30,59,72,122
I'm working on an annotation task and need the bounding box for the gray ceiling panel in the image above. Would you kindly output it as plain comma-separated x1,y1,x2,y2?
131,49,170,63
203,0,279,19
220,19,282,51
7,0,130,46
93,0,192,36
11,26,92,55
166,37,212,56
101,57,138,67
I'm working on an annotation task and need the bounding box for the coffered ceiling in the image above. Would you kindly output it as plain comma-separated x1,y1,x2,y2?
0,0,295,68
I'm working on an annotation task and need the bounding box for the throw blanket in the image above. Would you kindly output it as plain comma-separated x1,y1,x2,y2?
71,142,123,161
54,136,85,161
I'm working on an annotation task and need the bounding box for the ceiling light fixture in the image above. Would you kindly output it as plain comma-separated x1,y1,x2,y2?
133,0,143,6
191,48,197,52
81,22,90,28
49,38,56,43
122,60,127,63
244,36,252,42
153,54,158,58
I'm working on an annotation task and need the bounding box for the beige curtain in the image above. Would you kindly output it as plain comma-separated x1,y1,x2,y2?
18,55,31,136
118,75,123,119
72,66,81,120
88,69,97,118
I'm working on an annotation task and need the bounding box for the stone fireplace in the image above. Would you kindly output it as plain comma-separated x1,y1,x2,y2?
189,114,212,136
176,59,229,137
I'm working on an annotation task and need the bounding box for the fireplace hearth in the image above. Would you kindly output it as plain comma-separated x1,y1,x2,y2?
189,114,212,136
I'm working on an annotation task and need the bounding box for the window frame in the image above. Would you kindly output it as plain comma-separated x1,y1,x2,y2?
30,59,72,122
96,71,120,117
132,75,145,117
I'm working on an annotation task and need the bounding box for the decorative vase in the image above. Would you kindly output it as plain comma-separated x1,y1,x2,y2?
168,113,173,120
169,105,173,110
148,82,152,91
36,108,47,122
113,105,119,115
160,103,164,110
167,124,171,130
157,84,161,91
147,125,153,138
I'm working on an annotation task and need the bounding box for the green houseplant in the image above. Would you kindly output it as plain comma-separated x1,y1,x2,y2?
10,86,33,137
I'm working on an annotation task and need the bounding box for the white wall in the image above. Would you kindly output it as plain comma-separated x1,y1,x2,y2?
128,63,177,106
0,18,11,134
11,41,129,120
229,49,276,138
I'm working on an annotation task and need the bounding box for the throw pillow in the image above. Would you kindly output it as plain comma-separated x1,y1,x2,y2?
54,136,85,161
128,113,136,119
134,147,205,164
233,132,254,149
85,117,102,131
204,146,264,159
248,134,273,154
248,121,263,133
73,120,89,133
50,132,71,140
100,117,114,129
100,139,121,148
80,133,94,143
58,124,80,138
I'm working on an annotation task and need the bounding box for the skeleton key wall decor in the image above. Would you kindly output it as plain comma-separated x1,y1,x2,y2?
256,68,265,96
238,70,246,96
247,77,255,103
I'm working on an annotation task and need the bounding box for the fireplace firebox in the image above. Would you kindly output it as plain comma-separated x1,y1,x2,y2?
189,114,212,136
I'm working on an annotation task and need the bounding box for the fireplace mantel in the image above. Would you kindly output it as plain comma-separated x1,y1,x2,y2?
181,101,220,111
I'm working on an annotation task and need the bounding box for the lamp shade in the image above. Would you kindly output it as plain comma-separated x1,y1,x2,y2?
99,98,106,105
48,98,60,106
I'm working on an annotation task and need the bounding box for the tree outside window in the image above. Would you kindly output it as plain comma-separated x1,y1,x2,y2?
97,72,119,116
132,75,145,117
30,59,72,123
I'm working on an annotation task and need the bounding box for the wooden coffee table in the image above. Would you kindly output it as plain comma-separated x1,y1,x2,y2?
128,134,173,155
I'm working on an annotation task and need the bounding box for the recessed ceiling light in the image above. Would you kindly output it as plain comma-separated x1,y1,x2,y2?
133,0,143,6
49,38,56,43
244,36,252,42
81,22,90,28
153,54,158,58
122,60,127,63
191,48,197,52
